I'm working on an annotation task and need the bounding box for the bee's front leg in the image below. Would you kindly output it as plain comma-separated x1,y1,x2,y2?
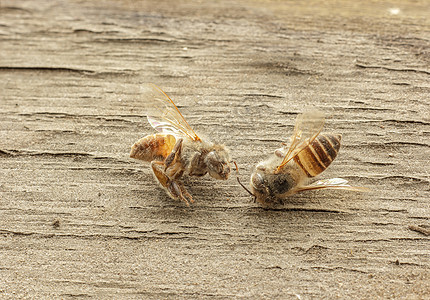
151,160,193,206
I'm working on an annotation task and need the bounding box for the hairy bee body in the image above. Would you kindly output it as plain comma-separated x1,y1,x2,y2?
129,84,231,205
131,133,230,179
177,141,231,179
130,133,176,162
250,114,344,206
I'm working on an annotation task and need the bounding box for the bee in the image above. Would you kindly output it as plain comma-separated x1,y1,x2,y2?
130,84,231,206
241,110,365,206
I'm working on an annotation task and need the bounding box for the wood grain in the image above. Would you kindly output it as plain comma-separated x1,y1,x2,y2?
1,0,429,298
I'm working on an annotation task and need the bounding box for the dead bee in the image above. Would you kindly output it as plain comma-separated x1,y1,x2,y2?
130,84,231,206
240,110,366,206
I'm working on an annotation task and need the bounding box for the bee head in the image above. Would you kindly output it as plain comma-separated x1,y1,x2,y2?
250,165,294,206
205,145,231,180
250,170,271,203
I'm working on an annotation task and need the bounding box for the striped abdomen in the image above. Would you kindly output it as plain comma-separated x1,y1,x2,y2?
130,133,176,162
294,134,341,177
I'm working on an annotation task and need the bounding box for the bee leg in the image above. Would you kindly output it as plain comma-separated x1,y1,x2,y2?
164,138,183,170
169,166,194,204
151,161,170,189
151,161,190,206
166,163,184,179
168,180,190,206
178,182,194,203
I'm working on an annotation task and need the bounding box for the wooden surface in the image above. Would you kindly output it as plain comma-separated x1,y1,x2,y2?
1,0,429,298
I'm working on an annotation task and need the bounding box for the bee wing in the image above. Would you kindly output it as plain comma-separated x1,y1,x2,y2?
295,178,370,193
142,83,201,141
276,110,325,171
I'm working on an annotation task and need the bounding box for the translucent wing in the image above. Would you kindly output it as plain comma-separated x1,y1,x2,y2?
141,83,201,141
295,178,370,193
276,110,325,172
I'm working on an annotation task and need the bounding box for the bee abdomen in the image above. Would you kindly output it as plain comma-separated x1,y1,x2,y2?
294,134,341,177
130,134,176,162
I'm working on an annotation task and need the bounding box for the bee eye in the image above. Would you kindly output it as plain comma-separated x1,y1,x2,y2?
251,173,265,190
206,152,221,171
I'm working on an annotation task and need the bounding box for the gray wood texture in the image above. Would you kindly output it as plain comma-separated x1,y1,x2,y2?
1,0,429,298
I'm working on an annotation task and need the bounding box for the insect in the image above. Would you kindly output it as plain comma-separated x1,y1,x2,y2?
130,84,231,206
241,110,366,206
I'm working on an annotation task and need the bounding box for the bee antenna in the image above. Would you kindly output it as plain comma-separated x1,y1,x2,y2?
232,161,239,175
236,176,257,200
232,161,257,200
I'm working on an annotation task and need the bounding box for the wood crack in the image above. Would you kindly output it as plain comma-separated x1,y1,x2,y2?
355,63,430,75
0,66,96,74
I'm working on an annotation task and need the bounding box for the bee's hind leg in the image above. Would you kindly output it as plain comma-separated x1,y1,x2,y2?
164,138,183,170
151,160,191,206
178,183,193,204
169,167,194,204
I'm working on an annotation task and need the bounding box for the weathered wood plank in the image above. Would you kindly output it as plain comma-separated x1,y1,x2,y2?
1,0,429,298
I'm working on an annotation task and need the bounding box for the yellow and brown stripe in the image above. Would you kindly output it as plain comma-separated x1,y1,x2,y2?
130,133,176,162
293,134,341,177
